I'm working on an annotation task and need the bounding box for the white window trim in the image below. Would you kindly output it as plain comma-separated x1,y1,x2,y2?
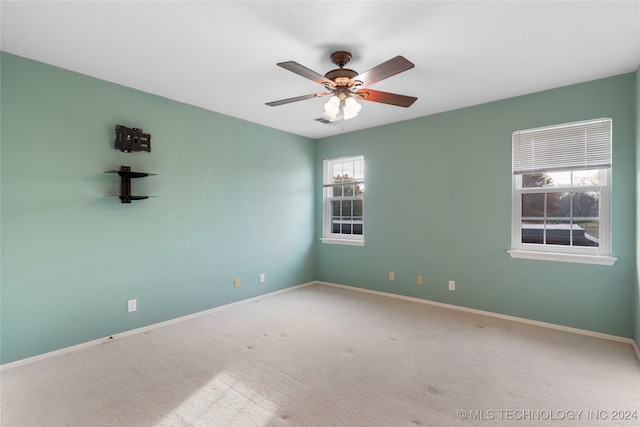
320,237,366,246
322,155,365,246
507,249,616,265
509,118,615,265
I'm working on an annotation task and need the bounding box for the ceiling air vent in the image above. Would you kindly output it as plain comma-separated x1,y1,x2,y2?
313,117,338,125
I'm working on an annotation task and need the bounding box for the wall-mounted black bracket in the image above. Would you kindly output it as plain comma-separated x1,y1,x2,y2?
105,166,157,203
115,125,151,152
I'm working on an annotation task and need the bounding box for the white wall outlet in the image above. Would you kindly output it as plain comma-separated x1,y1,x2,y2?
127,299,137,312
234,278,240,288
417,275,423,285
448,280,455,291
259,274,265,284
389,272,395,281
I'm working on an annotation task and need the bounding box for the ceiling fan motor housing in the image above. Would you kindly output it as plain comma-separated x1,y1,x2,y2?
325,68,358,85
325,51,360,87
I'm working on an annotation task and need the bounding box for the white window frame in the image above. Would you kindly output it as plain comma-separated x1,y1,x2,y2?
507,118,617,265
321,155,365,246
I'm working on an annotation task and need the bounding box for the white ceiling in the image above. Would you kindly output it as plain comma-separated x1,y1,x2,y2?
2,1,639,139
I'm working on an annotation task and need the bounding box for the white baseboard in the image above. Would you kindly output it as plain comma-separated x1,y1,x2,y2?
0,281,316,371
633,340,640,363
315,281,640,363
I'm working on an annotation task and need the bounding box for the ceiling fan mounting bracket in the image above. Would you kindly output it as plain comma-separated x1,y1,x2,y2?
330,51,352,68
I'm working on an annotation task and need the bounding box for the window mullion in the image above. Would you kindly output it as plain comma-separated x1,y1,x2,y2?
569,190,574,246
543,191,548,245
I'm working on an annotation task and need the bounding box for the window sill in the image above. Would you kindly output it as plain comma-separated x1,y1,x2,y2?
320,237,365,247
507,250,617,266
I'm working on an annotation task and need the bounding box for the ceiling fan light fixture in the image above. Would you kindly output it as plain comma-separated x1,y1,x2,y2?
324,96,340,119
343,96,361,120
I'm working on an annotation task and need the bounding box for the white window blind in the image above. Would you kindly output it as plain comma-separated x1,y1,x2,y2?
513,118,612,175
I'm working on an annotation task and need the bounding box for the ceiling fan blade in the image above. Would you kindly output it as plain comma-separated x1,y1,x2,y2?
266,92,330,107
354,89,417,107
352,56,415,86
277,61,335,86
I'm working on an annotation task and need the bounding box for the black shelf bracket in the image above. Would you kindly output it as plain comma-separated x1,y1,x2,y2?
105,166,156,203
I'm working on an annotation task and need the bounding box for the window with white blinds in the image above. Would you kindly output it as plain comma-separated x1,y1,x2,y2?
509,118,616,265
321,155,365,246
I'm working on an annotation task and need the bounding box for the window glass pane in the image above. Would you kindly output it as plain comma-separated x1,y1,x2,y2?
341,200,352,217
522,193,545,217
331,200,340,217
353,219,363,235
353,160,364,180
353,200,363,217
545,221,572,246
522,173,548,188
332,219,341,234
546,171,571,187
546,192,570,218
572,191,599,217
344,184,354,197
333,160,357,184
521,220,544,244
331,163,343,182
574,221,600,246
341,222,353,234
572,170,600,186
341,161,355,182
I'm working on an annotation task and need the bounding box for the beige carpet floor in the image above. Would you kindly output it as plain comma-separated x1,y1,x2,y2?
1,283,639,426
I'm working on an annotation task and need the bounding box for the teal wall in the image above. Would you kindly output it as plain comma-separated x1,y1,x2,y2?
1,52,638,365
0,53,316,364
316,73,637,338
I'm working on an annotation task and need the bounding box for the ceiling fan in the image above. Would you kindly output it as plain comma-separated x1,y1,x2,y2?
265,51,417,121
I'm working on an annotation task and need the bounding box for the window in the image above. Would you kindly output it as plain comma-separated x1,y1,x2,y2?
508,118,616,265
321,155,365,246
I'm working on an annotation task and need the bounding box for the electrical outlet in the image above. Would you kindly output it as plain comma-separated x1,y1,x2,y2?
259,274,265,284
234,278,240,288
127,299,137,313
417,275,423,285
448,280,455,291
389,272,395,281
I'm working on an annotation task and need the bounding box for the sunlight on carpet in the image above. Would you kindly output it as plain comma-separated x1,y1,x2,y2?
157,371,277,426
